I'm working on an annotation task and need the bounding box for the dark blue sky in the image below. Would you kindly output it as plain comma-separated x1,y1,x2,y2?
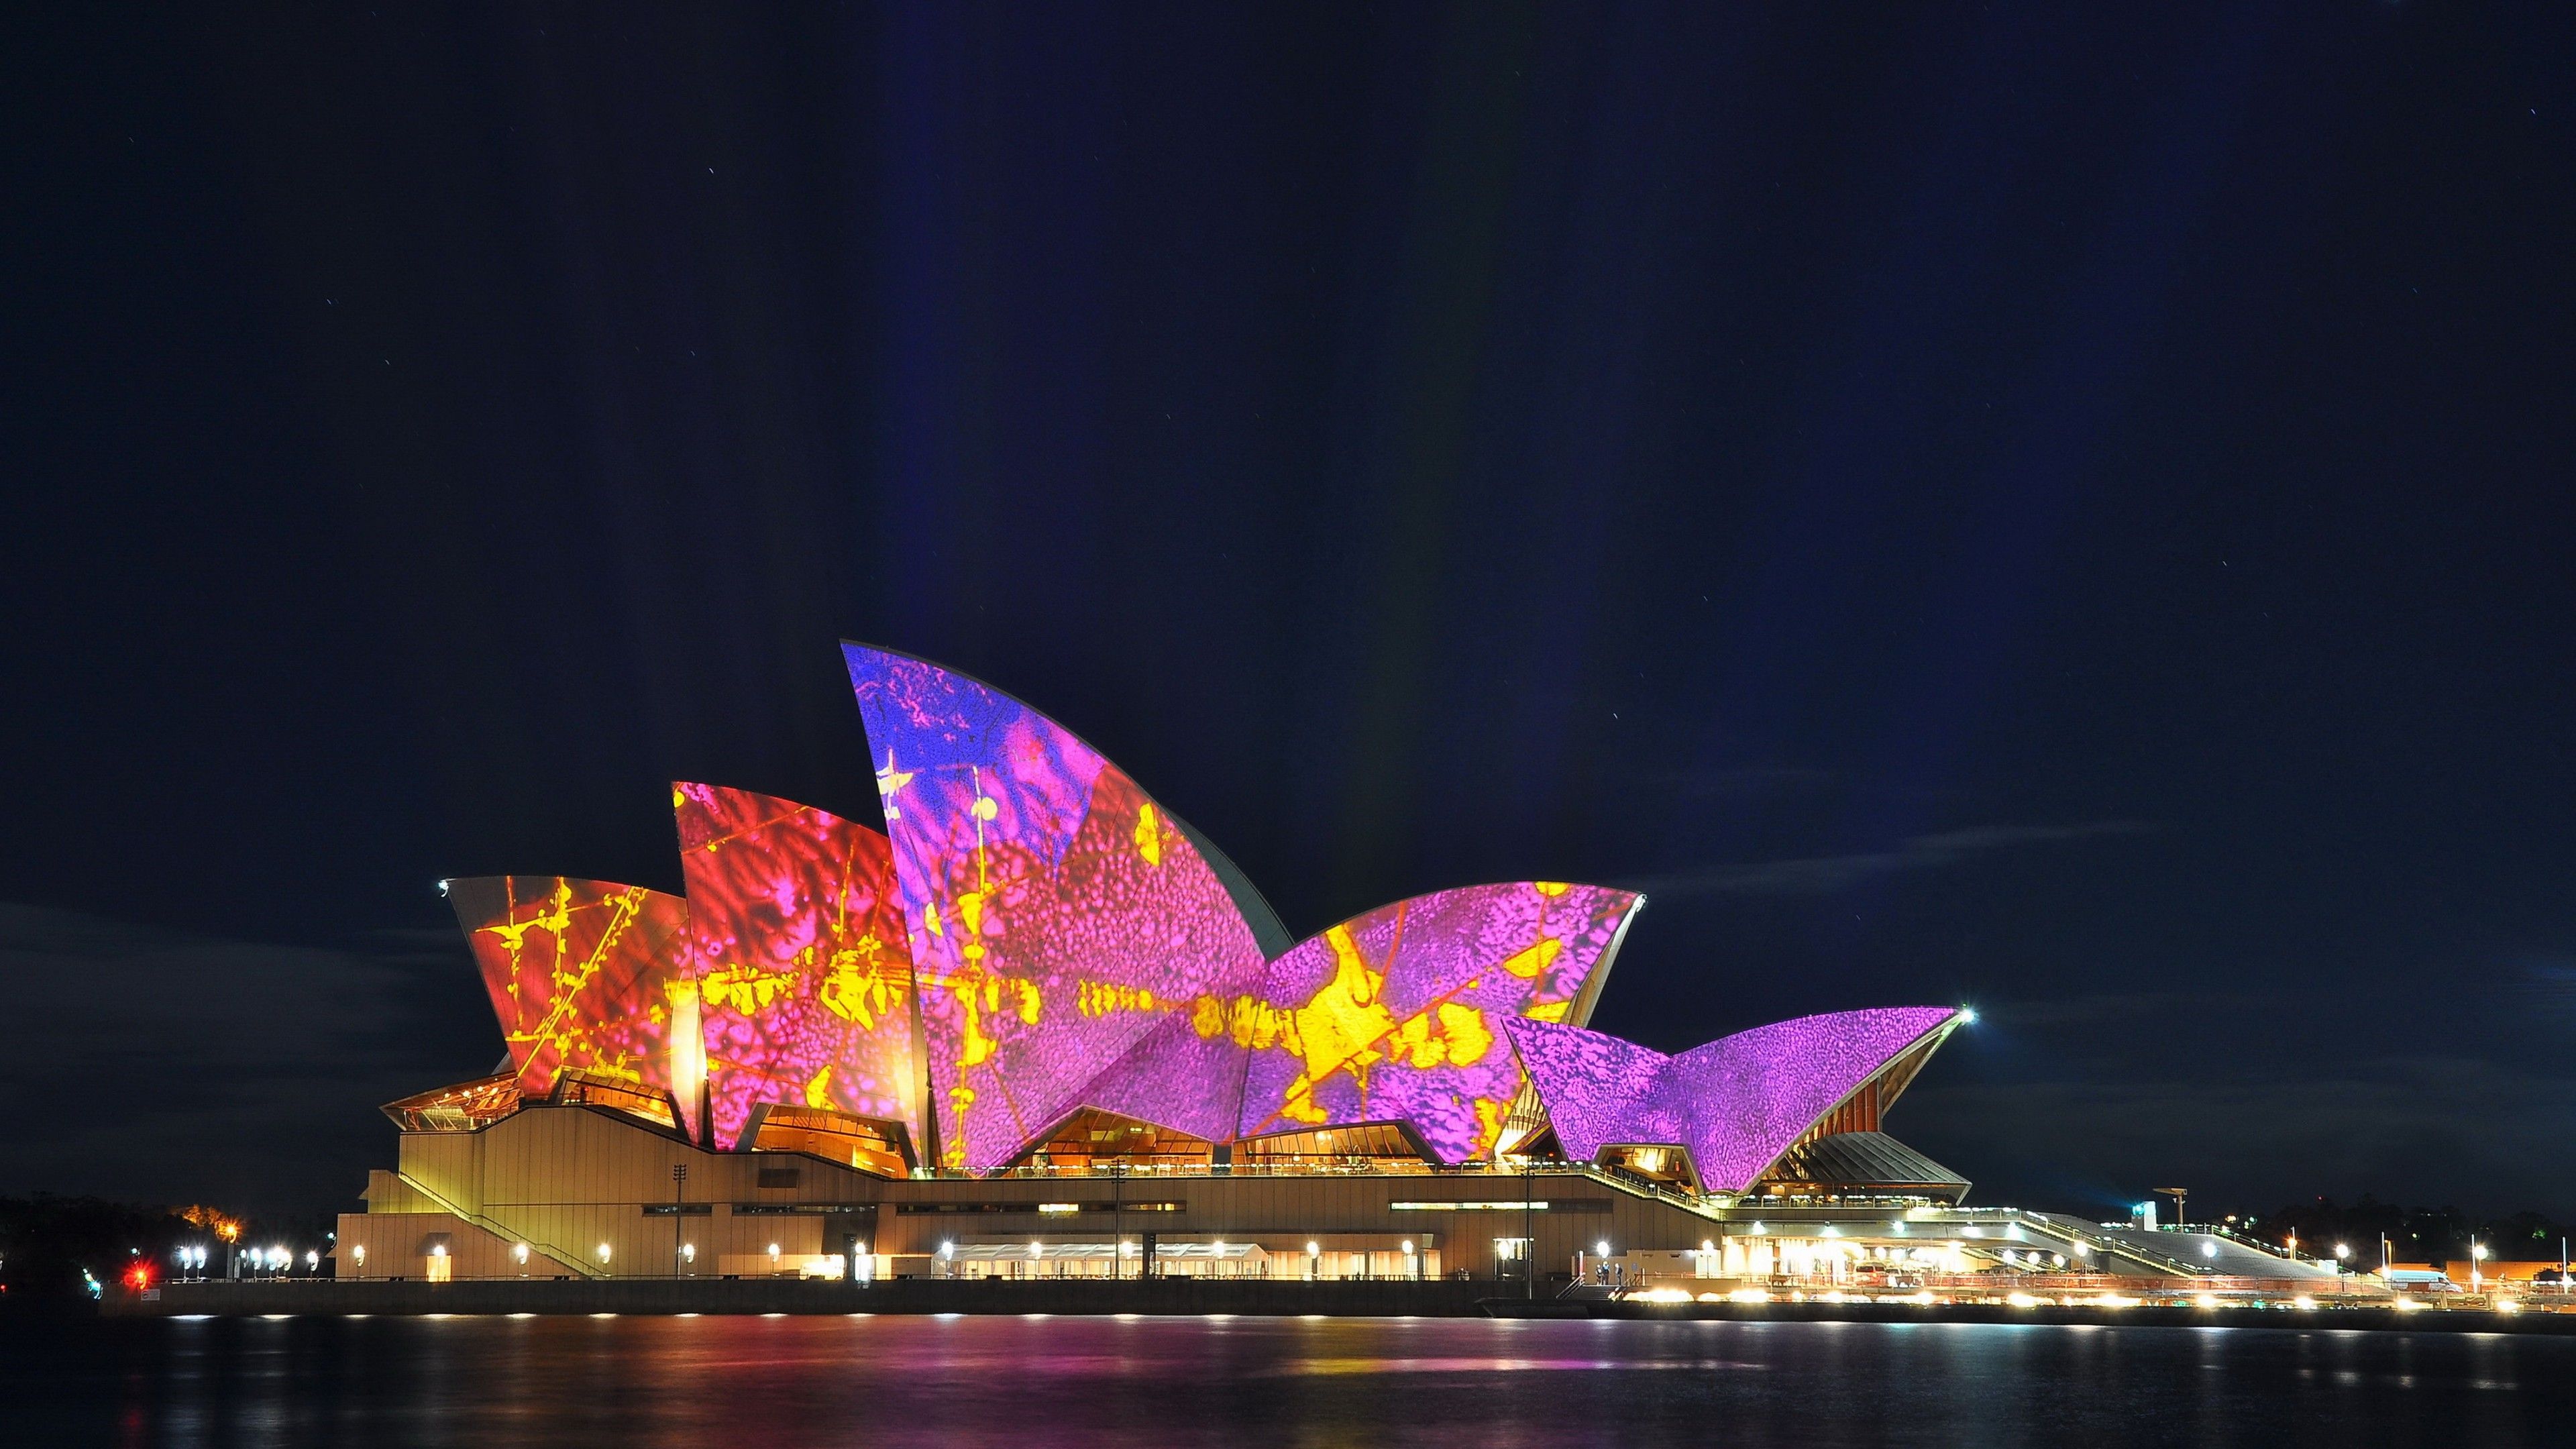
3,3,2572,1219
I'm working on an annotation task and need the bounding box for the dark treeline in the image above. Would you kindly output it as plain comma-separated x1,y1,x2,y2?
2242,1197,2572,1269
0,1195,335,1308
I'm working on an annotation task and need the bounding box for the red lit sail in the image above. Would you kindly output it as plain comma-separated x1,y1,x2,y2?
674,783,916,1148
449,876,691,1104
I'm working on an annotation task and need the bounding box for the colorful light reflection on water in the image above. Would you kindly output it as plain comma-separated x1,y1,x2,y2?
11,1313,2575,1448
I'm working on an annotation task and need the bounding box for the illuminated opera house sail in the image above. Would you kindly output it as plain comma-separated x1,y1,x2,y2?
342,646,1977,1284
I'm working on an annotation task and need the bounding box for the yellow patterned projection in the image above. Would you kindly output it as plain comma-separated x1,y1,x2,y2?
453,876,692,1102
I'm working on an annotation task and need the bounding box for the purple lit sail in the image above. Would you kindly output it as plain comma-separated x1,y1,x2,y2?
845,644,1271,1172
1228,882,1640,1162
1506,1007,1963,1193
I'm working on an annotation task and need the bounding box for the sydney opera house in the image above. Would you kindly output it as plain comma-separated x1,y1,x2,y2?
335,645,2007,1289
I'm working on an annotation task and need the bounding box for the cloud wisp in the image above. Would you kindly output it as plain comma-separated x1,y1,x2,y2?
1624,820,2155,898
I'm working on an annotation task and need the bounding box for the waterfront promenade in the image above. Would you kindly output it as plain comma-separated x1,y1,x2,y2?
101,1276,2576,1334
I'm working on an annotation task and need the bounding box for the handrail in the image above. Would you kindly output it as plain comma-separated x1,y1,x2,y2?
2200,1222,2329,1267
392,1172,604,1279
2012,1212,2216,1279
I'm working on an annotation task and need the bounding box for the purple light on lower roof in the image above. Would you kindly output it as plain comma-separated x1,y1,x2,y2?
1231,882,1640,1162
1051,881,1641,1164
1499,1017,1670,1165
1506,1006,1962,1193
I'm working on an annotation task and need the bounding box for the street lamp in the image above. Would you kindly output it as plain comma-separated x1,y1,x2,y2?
671,1163,690,1279
1519,1151,1536,1301
1108,1159,1127,1283
2473,1240,2488,1293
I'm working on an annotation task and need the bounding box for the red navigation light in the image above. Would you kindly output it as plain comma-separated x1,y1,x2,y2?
123,1261,156,1292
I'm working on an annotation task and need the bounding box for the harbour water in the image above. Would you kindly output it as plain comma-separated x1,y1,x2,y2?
9,1311,2571,1447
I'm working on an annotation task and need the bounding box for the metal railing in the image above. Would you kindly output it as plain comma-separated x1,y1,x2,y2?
382,1173,604,1279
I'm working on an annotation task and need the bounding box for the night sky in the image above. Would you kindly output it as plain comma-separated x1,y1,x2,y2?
4,3,2572,1222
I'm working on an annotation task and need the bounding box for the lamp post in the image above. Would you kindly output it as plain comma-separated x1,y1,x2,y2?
1110,1159,1126,1283
671,1163,689,1279
2472,1240,2487,1295
1521,1155,1536,1301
